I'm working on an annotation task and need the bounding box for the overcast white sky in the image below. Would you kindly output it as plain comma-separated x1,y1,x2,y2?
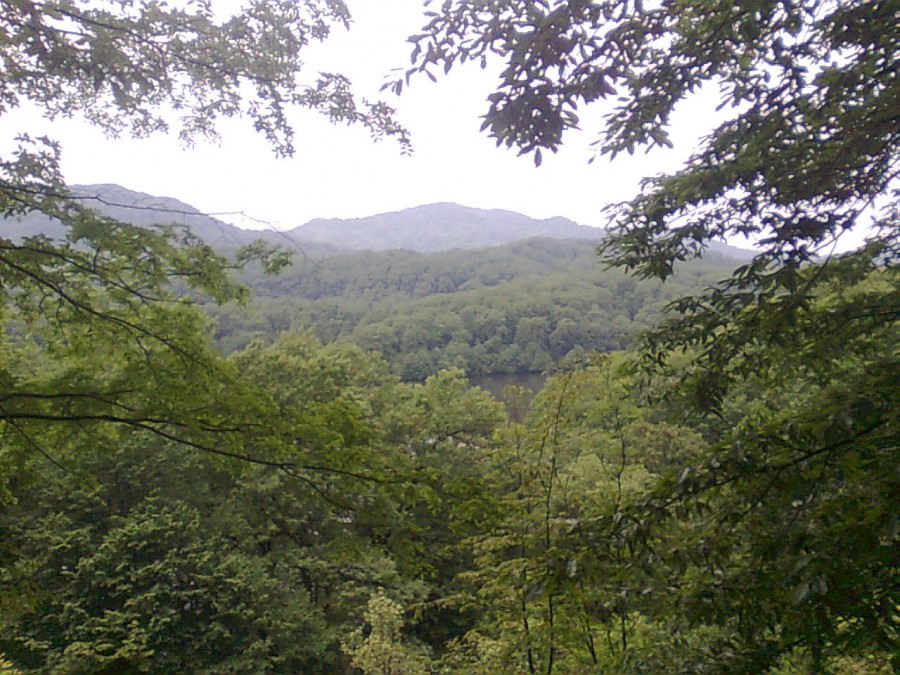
1,0,742,236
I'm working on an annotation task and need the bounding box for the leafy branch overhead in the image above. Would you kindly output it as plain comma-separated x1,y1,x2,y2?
402,0,897,263
1,0,410,155
0,0,412,346
402,0,898,410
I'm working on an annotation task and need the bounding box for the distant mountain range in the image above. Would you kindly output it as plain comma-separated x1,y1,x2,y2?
295,203,604,251
1,184,754,259
0,184,342,257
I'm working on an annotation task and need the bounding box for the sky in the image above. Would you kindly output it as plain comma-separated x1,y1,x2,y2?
1,0,738,237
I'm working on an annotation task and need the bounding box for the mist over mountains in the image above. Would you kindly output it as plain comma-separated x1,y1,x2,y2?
1,184,753,259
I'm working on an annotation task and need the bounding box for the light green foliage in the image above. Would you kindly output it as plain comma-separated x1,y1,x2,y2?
342,590,432,675
227,332,433,613
434,631,506,674
373,368,507,650
0,316,514,670
446,354,709,672
0,655,18,675
406,0,898,669
225,337,510,661
572,264,898,671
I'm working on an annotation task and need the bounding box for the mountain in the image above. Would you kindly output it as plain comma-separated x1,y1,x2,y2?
0,184,345,257
1,185,754,260
288,203,754,259
290,203,605,252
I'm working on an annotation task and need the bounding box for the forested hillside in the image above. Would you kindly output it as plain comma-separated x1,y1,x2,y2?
212,239,739,379
2,185,746,380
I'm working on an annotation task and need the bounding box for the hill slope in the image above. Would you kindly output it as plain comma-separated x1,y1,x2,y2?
215,238,744,379
0,184,344,257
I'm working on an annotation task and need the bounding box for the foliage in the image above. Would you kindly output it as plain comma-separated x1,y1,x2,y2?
3,0,897,671
0,0,409,482
403,0,899,669
0,2,412,660
211,239,738,378
608,269,898,671
437,354,707,672
342,590,432,675
0,655,18,675
2,0,408,155
0,336,491,671
0,441,335,673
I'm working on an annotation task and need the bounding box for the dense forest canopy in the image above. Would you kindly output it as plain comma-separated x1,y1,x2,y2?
213,238,742,379
1,0,897,673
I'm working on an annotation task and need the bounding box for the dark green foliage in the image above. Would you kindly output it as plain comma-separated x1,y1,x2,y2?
609,264,899,671
1,335,507,672
212,239,738,378
0,444,333,673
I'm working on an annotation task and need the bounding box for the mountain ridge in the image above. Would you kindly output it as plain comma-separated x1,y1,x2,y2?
290,202,604,252
0,184,345,257
0,184,755,259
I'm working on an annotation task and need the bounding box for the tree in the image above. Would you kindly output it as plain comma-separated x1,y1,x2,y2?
0,439,336,673
0,0,409,477
3,0,408,156
433,353,728,673
0,2,415,638
342,590,432,675
402,0,898,669
0,334,473,671
401,0,895,264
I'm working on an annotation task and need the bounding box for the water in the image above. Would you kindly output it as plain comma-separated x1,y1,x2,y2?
469,372,548,420
469,372,547,399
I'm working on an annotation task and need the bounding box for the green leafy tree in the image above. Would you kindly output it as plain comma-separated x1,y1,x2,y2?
0,1,414,652
376,368,507,651
443,354,712,673
228,334,490,657
403,0,898,669
0,0,408,481
342,590,432,675
0,441,335,673
1,334,475,671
